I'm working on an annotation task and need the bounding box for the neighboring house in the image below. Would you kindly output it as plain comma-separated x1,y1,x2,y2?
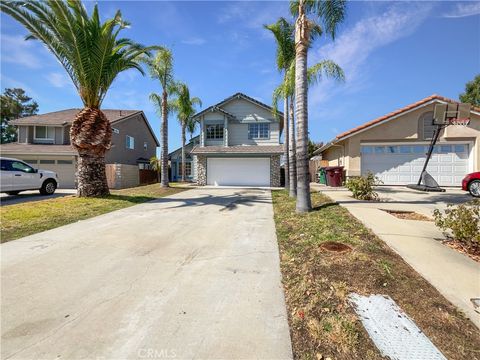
316,94,480,186
168,135,200,182
0,109,159,188
185,92,283,186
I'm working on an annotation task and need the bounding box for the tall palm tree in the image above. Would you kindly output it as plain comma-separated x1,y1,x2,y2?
274,58,344,198
144,48,175,188
291,0,346,212
264,18,295,192
168,82,202,182
1,1,156,196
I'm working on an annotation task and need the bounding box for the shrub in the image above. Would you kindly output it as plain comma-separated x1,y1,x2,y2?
345,172,382,200
433,200,480,254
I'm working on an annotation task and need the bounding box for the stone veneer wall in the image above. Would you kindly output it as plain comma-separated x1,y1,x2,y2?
270,155,281,187
196,155,207,185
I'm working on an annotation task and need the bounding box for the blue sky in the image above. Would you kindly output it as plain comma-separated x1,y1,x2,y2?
1,1,479,152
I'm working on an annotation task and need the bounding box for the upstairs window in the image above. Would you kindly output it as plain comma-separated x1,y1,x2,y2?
420,112,436,140
206,124,224,140
34,126,55,140
144,142,148,150
248,123,269,139
126,135,135,149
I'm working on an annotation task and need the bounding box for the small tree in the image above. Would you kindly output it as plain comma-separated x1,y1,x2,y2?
150,156,161,182
1,88,38,143
459,74,480,106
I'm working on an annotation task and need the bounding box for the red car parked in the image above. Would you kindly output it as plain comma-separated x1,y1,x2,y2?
462,172,480,197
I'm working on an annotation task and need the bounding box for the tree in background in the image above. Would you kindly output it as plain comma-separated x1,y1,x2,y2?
459,74,480,106
169,82,201,182
291,0,346,212
1,1,156,196
265,18,295,193
145,48,176,188
308,139,323,158
1,88,38,143
150,156,161,182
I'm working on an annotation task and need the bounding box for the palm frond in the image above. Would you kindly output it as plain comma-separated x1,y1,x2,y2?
1,0,154,108
307,59,345,86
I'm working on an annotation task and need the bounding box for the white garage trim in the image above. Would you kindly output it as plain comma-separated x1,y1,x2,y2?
207,157,270,186
360,141,473,186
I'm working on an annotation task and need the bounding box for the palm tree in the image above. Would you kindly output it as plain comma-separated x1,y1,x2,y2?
168,82,202,182
264,18,295,192
1,1,156,196
149,156,161,182
291,0,346,212
274,58,344,198
144,48,175,188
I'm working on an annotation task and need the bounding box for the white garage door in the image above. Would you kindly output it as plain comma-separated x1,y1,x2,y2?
22,158,76,188
207,157,270,186
361,143,470,186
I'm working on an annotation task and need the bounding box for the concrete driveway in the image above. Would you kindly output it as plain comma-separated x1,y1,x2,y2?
0,189,76,206
313,184,480,328
1,188,292,359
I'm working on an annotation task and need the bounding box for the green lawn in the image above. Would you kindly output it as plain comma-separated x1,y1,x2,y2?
1,184,185,243
272,190,480,360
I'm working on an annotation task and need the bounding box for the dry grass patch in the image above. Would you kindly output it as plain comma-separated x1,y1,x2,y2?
272,190,480,360
1,184,184,243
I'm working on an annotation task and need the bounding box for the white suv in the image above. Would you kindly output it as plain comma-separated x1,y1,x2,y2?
0,157,59,195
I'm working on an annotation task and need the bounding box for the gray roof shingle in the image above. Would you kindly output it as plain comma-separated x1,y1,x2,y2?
10,109,141,126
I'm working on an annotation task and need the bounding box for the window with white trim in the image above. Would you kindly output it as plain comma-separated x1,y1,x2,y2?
206,124,224,140
178,162,192,176
34,126,55,140
248,123,269,139
126,135,135,149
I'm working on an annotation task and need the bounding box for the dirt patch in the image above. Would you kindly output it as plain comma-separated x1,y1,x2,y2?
272,190,480,360
442,239,480,262
320,241,352,253
382,209,433,221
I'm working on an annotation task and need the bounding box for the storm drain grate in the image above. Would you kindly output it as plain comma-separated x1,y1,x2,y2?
349,294,447,360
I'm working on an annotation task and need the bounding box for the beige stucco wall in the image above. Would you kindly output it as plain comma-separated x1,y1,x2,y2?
322,102,479,176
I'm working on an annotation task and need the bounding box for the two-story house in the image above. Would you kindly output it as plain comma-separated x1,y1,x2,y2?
185,93,283,187
0,109,159,188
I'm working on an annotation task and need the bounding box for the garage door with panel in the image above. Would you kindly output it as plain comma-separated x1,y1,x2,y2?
207,157,270,186
361,144,469,186
23,158,76,188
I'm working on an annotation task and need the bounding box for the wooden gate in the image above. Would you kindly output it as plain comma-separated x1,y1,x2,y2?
139,169,158,185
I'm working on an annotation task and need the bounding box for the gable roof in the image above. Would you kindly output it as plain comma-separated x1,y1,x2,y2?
10,109,141,126
168,135,200,158
192,92,283,120
9,108,159,147
316,94,480,154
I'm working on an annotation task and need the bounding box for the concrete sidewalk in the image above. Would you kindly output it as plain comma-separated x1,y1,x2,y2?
1,188,292,359
312,184,480,328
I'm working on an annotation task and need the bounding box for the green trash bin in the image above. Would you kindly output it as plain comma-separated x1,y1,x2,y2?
318,167,327,185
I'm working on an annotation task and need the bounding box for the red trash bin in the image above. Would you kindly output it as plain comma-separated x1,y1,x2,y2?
325,166,344,187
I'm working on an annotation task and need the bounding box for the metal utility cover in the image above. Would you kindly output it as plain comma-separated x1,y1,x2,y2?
349,294,447,360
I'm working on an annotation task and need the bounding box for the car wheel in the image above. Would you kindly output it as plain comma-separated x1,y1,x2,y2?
40,180,57,195
468,180,480,198
6,191,20,196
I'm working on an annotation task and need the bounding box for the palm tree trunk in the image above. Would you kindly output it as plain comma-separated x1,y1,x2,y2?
288,95,297,198
161,90,169,187
181,123,186,182
294,0,312,212
283,95,289,190
70,107,111,197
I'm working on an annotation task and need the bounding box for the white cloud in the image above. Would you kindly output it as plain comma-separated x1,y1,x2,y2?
46,72,73,88
443,2,480,18
181,37,206,46
1,34,43,69
309,3,433,105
